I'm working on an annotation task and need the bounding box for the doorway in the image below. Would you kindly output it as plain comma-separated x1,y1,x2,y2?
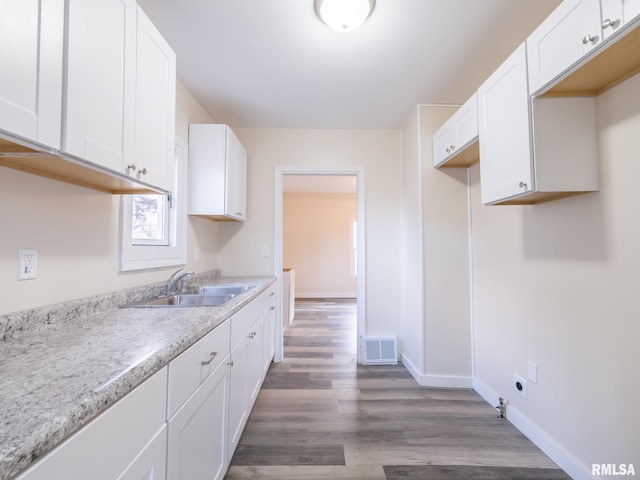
274,167,365,363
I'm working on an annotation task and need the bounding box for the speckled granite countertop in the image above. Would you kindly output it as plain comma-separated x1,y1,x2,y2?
0,275,275,480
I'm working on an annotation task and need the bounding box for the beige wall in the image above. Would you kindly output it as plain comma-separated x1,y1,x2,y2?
283,192,357,298
400,105,472,387
470,73,640,475
0,81,219,315
225,128,403,337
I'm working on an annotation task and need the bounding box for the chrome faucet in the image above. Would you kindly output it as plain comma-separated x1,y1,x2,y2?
164,268,195,296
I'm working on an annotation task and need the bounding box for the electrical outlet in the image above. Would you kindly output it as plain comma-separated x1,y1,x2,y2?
514,373,527,399
18,249,38,280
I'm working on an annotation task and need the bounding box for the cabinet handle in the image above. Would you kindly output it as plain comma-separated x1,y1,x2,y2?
450,144,455,151
602,18,618,29
519,181,528,189
201,351,217,366
236,212,243,216
582,34,597,45
270,306,275,311
227,360,234,367
138,167,147,176
126,163,137,173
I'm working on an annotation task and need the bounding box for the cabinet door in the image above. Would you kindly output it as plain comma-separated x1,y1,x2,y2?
63,0,136,172
167,360,229,480
601,2,625,39
262,298,277,375
623,0,640,22
432,119,456,167
16,368,167,480
228,335,252,456
0,0,63,149
134,6,176,190
478,44,533,205
118,425,167,480
454,92,478,150
248,315,264,403
526,0,602,94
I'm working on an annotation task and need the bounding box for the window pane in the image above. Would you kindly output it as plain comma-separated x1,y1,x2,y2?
132,195,169,245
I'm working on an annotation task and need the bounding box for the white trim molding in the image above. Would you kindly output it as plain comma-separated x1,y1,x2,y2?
274,165,366,362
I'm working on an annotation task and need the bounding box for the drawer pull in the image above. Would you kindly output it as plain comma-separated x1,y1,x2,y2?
270,306,275,311
201,351,217,366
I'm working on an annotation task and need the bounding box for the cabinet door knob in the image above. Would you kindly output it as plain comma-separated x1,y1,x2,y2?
582,34,597,45
227,360,234,367
602,18,618,29
519,181,528,189
200,351,217,366
138,167,147,176
126,163,137,173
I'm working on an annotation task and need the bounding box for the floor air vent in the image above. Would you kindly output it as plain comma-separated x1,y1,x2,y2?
362,337,397,365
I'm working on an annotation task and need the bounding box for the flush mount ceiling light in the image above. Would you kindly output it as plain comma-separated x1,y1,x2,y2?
314,0,376,33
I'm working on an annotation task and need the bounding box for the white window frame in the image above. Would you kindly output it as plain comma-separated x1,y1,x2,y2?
119,138,187,271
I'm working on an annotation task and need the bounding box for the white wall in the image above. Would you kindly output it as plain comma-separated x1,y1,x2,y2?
225,128,403,337
470,73,640,478
400,108,423,368
400,105,472,387
283,192,357,298
0,81,219,315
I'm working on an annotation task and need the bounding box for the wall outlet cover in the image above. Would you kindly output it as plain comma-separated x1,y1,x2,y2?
513,373,527,399
18,248,38,280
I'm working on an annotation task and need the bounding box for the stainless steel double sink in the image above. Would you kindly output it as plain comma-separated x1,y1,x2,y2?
121,284,255,308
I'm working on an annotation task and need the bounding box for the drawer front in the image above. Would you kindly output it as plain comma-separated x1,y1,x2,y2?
167,319,230,418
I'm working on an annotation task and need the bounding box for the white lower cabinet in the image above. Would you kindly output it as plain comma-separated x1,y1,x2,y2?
167,359,229,480
15,283,278,480
119,425,167,480
227,332,253,456
16,368,168,480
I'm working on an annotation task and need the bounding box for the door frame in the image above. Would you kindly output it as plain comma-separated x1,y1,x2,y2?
274,166,366,363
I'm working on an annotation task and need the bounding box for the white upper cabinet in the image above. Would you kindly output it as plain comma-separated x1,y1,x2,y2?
133,5,177,191
188,124,248,221
478,44,533,203
478,43,599,205
63,0,175,191
526,0,602,95
433,93,479,168
601,0,640,39
0,0,64,149
63,0,137,173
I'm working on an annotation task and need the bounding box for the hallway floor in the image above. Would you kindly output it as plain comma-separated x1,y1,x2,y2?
225,298,570,479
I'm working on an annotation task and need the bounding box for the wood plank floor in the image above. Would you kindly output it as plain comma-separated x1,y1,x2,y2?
225,299,570,480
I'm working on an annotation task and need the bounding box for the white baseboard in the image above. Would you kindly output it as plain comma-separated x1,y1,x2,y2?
473,377,594,480
400,353,473,388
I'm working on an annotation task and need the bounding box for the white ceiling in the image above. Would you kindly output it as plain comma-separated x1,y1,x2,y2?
138,0,562,129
